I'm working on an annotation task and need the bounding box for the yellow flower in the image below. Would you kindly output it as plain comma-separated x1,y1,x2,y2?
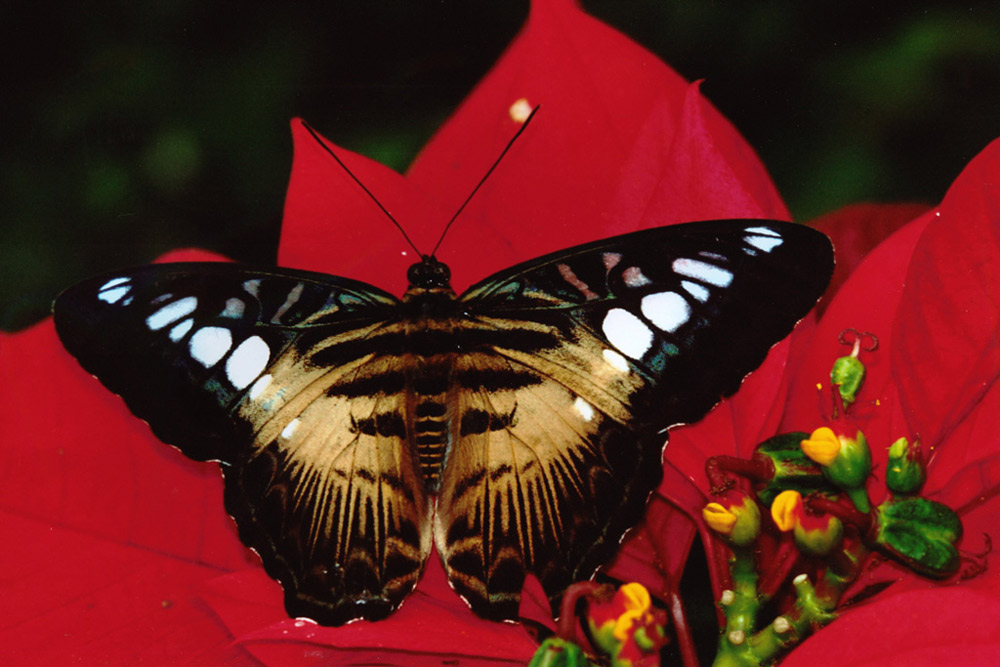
704,495,761,546
801,427,841,466
771,490,803,532
703,502,738,534
612,583,652,641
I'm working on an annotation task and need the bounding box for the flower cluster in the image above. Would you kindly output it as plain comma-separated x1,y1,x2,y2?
2,1,998,665
699,340,980,665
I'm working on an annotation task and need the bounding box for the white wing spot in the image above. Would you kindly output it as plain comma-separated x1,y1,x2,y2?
573,396,595,422
281,418,300,440
744,225,781,237
221,297,245,319
744,234,783,253
602,308,654,360
681,280,710,303
602,252,623,271
248,373,273,400
622,266,652,287
168,317,194,342
97,286,130,305
99,277,130,291
641,291,690,333
188,326,232,367
226,336,271,390
673,258,733,287
242,279,261,296
272,283,305,323
146,296,198,330
602,348,630,372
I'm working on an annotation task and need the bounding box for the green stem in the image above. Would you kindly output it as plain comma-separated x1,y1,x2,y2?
711,548,760,667
748,574,838,662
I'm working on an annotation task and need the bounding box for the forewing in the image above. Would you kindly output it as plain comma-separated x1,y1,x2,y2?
53,263,431,624
438,220,833,618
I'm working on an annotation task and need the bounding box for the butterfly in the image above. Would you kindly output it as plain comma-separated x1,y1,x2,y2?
53,218,832,626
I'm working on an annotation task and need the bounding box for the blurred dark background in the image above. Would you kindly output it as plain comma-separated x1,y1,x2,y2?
3,2,1000,331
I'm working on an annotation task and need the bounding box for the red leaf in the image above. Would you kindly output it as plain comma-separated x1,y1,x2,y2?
607,81,789,231
196,558,539,666
892,139,1000,451
811,202,930,312
921,367,1000,504
606,463,706,594
780,210,935,485
780,556,1000,667
776,141,1000,665
0,511,254,665
0,321,250,571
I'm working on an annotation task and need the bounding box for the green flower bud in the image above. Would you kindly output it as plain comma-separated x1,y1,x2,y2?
803,427,872,511
772,490,844,556
831,354,865,406
826,429,871,487
527,637,589,667
794,513,844,556
886,437,925,495
703,494,761,547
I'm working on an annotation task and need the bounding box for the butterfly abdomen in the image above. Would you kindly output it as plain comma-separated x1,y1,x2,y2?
413,397,449,489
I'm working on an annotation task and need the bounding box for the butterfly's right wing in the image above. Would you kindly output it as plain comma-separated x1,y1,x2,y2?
54,263,431,625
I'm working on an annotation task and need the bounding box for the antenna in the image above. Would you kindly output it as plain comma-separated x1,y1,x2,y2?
300,104,540,259
430,105,540,257
299,120,422,257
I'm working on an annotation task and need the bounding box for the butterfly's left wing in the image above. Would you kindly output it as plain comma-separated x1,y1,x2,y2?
435,220,833,620
54,263,433,625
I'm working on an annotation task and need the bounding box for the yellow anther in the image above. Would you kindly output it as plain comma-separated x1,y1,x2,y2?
801,427,841,466
703,502,737,535
771,490,803,532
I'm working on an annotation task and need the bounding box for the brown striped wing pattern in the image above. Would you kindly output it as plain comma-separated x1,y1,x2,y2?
53,220,833,626
434,316,660,619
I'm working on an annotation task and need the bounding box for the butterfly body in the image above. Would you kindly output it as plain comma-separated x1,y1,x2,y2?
54,220,833,625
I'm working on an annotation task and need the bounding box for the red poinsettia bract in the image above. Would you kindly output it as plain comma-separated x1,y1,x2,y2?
2,1,997,665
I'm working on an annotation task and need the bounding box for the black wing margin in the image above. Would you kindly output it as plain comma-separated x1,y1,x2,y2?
460,219,834,428
53,261,398,463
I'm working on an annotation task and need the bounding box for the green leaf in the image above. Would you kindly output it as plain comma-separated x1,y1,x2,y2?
874,497,962,577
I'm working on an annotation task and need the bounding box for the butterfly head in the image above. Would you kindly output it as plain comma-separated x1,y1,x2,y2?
407,255,452,290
